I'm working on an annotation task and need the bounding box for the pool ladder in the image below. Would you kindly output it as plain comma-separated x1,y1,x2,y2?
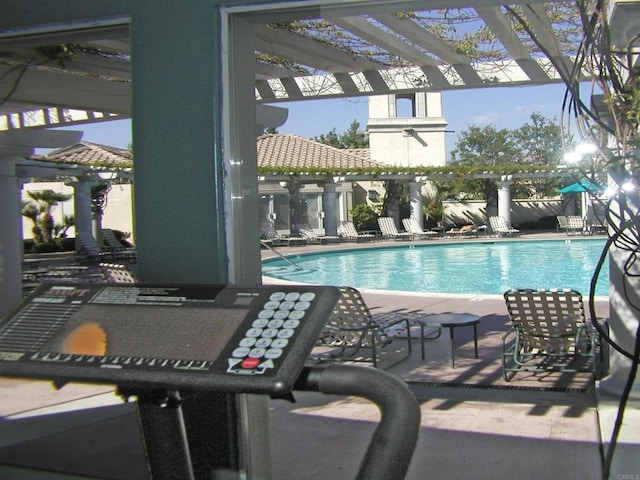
260,240,303,270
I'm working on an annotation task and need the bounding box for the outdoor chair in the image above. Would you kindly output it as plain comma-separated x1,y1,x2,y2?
402,218,439,240
75,231,112,262
259,220,305,247
501,288,600,381
294,222,340,244
556,215,569,235
101,228,136,261
444,223,479,238
337,221,375,242
99,263,136,283
314,286,413,368
566,216,587,235
377,217,413,241
488,216,520,237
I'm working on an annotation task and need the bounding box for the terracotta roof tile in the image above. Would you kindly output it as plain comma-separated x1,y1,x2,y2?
257,134,379,170
35,141,132,167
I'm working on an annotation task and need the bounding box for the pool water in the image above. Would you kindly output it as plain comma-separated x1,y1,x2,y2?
262,239,609,296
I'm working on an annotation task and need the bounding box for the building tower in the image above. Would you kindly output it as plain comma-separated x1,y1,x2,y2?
366,92,448,167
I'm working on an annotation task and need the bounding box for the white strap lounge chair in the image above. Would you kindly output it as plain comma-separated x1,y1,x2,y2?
314,286,412,368
402,218,439,240
337,221,376,242
488,216,520,237
294,223,341,244
377,217,413,240
502,288,601,381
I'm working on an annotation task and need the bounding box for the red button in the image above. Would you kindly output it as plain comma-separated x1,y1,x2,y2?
241,357,260,369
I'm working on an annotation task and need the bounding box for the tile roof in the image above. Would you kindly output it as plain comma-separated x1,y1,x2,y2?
257,134,380,170
34,141,132,168
33,136,380,172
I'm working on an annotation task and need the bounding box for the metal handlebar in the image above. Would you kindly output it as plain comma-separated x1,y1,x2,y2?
295,364,421,480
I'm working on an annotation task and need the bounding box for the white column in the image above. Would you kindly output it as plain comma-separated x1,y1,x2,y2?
599,193,640,398
0,158,23,317
67,179,96,252
496,176,513,224
409,180,424,228
322,181,339,236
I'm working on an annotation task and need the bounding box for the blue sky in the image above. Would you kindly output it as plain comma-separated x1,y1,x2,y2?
56,82,571,159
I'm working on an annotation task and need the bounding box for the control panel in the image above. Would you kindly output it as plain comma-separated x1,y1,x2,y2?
0,283,340,397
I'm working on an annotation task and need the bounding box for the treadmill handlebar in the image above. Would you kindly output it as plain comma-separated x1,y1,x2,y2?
295,364,420,480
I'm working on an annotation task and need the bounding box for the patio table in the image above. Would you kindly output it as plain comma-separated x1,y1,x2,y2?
415,313,481,368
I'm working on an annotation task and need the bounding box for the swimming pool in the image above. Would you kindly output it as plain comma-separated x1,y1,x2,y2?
262,239,609,296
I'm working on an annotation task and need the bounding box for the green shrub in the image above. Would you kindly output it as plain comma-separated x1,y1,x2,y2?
351,203,379,232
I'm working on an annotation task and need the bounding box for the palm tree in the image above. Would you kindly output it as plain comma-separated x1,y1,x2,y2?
22,190,73,245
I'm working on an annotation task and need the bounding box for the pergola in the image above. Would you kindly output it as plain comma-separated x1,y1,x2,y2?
1,1,639,403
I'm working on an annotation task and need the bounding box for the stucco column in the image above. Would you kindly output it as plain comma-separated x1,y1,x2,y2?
496,176,513,224
599,192,640,398
0,158,23,317
322,181,339,236
67,178,96,252
409,180,424,228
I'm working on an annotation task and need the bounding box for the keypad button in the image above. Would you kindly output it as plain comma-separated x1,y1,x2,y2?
277,329,294,338
284,292,301,302
279,301,295,310
268,319,284,328
264,301,281,310
271,338,289,348
265,348,283,359
239,337,257,347
288,310,305,320
294,301,310,310
241,357,260,369
249,348,266,358
261,328,279,338
299,292,316,302
255,338,272,348
269,292,286,301
246,328,263,337
232,347,250,358
252,319,269,328
258,309,276,318
283,319,300,329
273,310,290,319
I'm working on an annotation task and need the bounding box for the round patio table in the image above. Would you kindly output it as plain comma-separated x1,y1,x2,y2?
416,313,481,368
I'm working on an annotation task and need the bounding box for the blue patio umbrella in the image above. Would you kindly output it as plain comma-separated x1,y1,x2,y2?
557,179,604,193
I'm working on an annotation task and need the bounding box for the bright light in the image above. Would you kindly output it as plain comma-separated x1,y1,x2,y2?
563,151,582,163
622,181,636,192
576,142,598,155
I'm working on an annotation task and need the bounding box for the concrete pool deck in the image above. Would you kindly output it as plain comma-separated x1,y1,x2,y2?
0,230,637,479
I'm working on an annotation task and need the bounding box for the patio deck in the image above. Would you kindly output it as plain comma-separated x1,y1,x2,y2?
0,231,637,479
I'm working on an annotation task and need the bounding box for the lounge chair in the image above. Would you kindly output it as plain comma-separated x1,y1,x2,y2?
337,221,376,242
402,218,439,240
100,262,136,283
377,217,413,241
259,220,306,247
101,228,136,260
294,222,341,244
501,288,600,381
556,215,569,235
488,216,520,237
75,231,112,262
445,223,478,238
314,286,413,368
565,215,587,235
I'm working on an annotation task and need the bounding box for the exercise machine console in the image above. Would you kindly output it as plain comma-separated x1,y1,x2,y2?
0,282,420,480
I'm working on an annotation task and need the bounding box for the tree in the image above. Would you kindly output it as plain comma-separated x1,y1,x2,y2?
511,113,566,198
21,190,74,249
314,120,369,149
450,124,519,208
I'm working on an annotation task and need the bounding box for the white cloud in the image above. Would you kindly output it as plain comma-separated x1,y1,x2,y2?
471,112,500,124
